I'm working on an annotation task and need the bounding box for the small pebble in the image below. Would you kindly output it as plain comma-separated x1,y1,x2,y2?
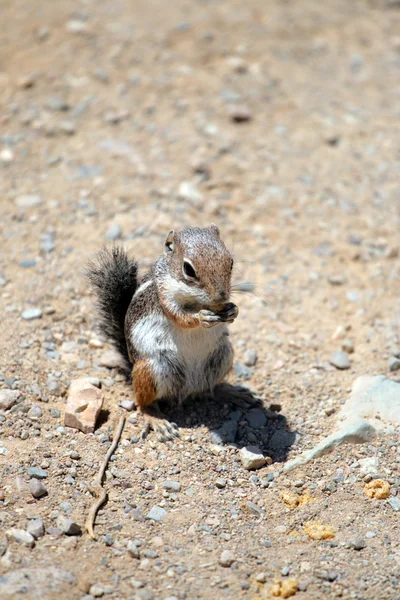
6,529,35,547
0,148,14,163
388,497,400,512
56,515,81,536
351,539,366,551
147,506,167,522
127,540,141,558
119,400,135,411
27,467,48,479
27,518,45,539
105,224,122,241
28,406,42,420
239,446,267,470
178,181,203,205
15,194,42,209
21,308,42,321
29,479,48,499
219,549,235,567
215,478,227,489
162,480,181,493
228,104,252,122
389,357,400,372
243,349,257,366
89,585,104,598
0,390,21,410
329,351,350,370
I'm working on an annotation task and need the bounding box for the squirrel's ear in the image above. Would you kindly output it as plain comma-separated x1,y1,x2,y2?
164,230,175,254
210,223,220,238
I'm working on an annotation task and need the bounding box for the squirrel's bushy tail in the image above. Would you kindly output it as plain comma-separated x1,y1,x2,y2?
86,246,138,371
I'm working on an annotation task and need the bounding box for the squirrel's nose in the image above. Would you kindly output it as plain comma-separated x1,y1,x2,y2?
215,291,228,303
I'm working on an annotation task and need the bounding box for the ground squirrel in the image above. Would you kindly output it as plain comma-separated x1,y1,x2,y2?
87,225,241,441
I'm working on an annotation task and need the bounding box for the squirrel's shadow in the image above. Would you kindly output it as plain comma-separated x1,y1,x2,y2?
162,383,298,463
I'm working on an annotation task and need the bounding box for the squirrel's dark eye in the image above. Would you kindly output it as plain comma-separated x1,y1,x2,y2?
183,260,197,279
230,258,234,271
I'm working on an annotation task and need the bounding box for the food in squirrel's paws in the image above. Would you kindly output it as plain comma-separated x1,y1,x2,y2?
87,225,239,442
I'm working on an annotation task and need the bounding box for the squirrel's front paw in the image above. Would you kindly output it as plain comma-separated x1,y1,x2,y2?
215,302,238,324
199,309,222,328
199,303,238,328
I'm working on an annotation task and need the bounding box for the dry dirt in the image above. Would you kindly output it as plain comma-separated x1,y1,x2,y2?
1,0,400,599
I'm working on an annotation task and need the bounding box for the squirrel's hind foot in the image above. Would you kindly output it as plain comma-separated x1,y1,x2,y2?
141,404,180,443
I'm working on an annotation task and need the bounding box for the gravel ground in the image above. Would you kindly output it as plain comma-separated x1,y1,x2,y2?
1,1,400,599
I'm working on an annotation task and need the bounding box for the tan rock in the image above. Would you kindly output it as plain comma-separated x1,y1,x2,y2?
64,379,103,434
0,390,21,410
98,349,122,369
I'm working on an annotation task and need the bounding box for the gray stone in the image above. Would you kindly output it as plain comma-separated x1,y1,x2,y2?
0,567,75,598
134,591,154,600
388,497,400,512
143,549,158,559
215,478,227,488
219,549,235,567
27,518,45,539
15,194,42,209
389,357,400,372
29,479,48,499
243,349,258,366
351,539,366,551
239,446,266,470
234,362,253,380
244,501,264,517
210,419,238,444
105,224,122,241
341,375,400,425
329,351,350,370
146,506,167,522
6,529,35,547
28,406,42,420
284,420,376,473
56,515,81,536
45,95,70,111
19,259,37,268
21,308,42,320
40,232,55,253
127,540,141,558
162,480,181,493
359,457,379,474
59,501,72,514
90,584,105,597
27,467,48,479
245,409,267,429
0,390,20,410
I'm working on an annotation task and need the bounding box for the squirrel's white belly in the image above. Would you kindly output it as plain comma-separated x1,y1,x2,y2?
130,314,228,399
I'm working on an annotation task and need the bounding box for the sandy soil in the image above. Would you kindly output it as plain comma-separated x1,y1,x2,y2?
0,0,400,599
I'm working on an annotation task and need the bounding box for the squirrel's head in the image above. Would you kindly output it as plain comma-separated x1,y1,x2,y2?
158,225,234,311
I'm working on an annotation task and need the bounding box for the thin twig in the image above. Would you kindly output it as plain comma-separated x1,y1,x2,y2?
85,415,126,540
